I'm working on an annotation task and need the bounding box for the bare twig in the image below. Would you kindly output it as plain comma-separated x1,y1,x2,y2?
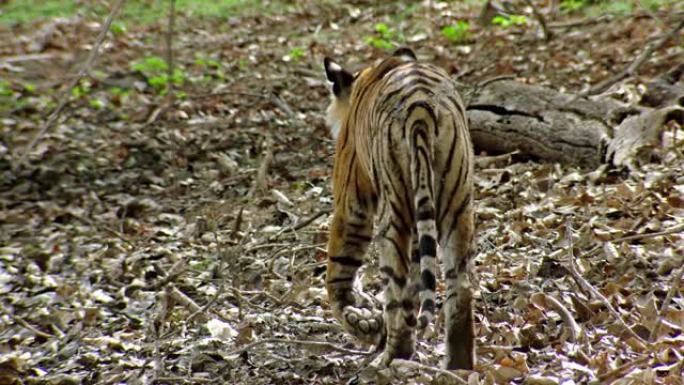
0,53,59,64
523,0,551,41
250,134,275,195
564,222,647,348
536,292,581,342
477,74,516,89
478,344,514,355
165,0,176,99
270,92,295,117
475,150,519,168
635,0,666,26
231,207,244,238
611,222,684,244
149,260,187,290
597,355,651,382
391,359,469,385
12,316,54,339
223,338,372,357
15,0,127,168
270,209,331,240
649,261,684,341
169,285,207,322
582,19,684,96
153,377,212,384
186,232,234,323
548,14,613,29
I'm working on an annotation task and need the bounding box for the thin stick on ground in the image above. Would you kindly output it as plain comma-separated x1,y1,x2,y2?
391,359,468,385
538,292,581,342
597,355,651,382
12,316,54,339
223,338,372,357
649,261,684,342
186,232,237,324
15,0,127,168
611,222,684,244
251,134,275,196
165,0,176,100
168,285,208,322
582,19,684,96
523,0,551,41
270,209,331,240
564,222,647,348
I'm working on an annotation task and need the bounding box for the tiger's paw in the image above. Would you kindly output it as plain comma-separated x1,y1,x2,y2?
341,305,384,345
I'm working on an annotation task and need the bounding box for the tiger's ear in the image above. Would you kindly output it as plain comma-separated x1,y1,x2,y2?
392,47,416,61
324,57,354,98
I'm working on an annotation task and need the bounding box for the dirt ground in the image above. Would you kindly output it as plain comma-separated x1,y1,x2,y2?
1,1,684,384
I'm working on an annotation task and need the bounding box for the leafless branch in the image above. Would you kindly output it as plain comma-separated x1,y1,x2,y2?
649,261,684,341
536,292,581,342
223,338,372,357
15,0,127,168
165,0,176,99
597,355,651,382
270,209,331,240
582,19,684,96
564,222,647,348
611,221,684,244
391,359,469,385
250,134,275,195
12,316,54,339
523,0,551,41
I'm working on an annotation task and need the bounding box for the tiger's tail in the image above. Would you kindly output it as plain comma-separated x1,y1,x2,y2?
407,102,438,330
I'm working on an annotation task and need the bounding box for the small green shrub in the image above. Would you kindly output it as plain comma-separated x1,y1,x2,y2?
365,23,395,50
491,14,528,27
132,56,186,94
287,47,305,62
0,81,14,97
441,20,470,43
560,0,588,12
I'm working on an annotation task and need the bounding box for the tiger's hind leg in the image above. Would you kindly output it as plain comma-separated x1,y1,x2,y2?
377,217,417,364
441,200,475,370
326,191,384,345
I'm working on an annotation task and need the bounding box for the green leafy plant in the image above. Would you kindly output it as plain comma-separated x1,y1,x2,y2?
0,81,14,97
70,79,93,99
365,22,395,50
132,56,186,94
491,14,528,28
287,47,305,62
110,21,127,36
194,54,221,68
89,98,105,110
441,20,470,43
560,0,588,12
604,1,633,14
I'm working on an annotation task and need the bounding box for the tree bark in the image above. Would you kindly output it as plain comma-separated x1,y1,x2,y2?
457,80,684,168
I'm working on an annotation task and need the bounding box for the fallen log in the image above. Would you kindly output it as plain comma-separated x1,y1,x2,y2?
457,79,683,168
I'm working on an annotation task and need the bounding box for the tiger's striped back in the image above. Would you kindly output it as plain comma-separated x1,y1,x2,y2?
324,48,475,370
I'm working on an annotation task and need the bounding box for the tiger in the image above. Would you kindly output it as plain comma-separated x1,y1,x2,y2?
323,47,476,370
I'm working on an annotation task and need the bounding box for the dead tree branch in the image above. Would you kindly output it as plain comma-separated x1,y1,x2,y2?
391,359,469,385
15,0,127,168
582,19,684,96
611,222,684,244
649,261,684,341
165,0,176,100
223,338,372,357
565,223,647,348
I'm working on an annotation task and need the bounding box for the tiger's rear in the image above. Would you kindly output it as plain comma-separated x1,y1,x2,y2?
324,48,475,370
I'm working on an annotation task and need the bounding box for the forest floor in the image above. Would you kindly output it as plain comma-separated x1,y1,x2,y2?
1,1,684,384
